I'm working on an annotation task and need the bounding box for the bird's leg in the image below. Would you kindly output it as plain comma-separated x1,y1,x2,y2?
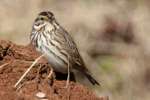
36,64,42,81
47,68,53,79
65,56,70,88
35,64,42,90
66,56,71,100
46,67,54,86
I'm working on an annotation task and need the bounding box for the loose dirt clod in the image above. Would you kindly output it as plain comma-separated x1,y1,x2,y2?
0,40,108,100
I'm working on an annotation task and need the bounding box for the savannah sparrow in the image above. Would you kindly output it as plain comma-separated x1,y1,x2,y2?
30,11,99,85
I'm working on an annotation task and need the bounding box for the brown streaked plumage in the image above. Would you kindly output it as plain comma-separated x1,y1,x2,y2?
30,11,99,85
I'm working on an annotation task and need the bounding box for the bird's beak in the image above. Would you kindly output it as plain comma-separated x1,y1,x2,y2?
34,20,44,26
34,21,46,30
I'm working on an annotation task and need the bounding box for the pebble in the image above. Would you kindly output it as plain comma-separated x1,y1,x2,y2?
40,99,48,100
35,92,47,99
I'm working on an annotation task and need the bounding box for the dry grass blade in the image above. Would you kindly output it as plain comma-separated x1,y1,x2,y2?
0,62,10,69
14,54,45,88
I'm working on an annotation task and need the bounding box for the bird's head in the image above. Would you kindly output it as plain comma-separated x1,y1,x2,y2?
33,11,56,31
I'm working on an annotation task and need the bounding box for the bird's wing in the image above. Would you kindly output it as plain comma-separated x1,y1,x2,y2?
55,27,100,85
55,27,89,71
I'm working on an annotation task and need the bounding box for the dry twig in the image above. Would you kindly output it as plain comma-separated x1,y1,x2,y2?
14,54,45,88
0,62,9,69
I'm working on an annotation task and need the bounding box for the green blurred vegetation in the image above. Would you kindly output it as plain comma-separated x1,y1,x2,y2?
98,56,115,73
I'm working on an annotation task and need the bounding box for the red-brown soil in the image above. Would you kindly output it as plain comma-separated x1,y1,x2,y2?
0,40,108,100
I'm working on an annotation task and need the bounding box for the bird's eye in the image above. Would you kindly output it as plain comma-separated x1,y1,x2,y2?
40,17,44,20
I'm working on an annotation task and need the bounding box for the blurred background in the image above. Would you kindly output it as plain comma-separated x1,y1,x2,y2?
0,0,150,100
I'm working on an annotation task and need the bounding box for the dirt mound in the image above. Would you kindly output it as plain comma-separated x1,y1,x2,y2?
0,40,108,100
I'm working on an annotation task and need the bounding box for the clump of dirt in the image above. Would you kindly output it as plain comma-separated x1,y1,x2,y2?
0,40,108,100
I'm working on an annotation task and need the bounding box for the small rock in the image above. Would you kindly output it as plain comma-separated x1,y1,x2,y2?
35,92,46,99
40,99,48,100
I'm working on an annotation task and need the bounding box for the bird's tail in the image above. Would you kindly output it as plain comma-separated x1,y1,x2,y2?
83,71,100,85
